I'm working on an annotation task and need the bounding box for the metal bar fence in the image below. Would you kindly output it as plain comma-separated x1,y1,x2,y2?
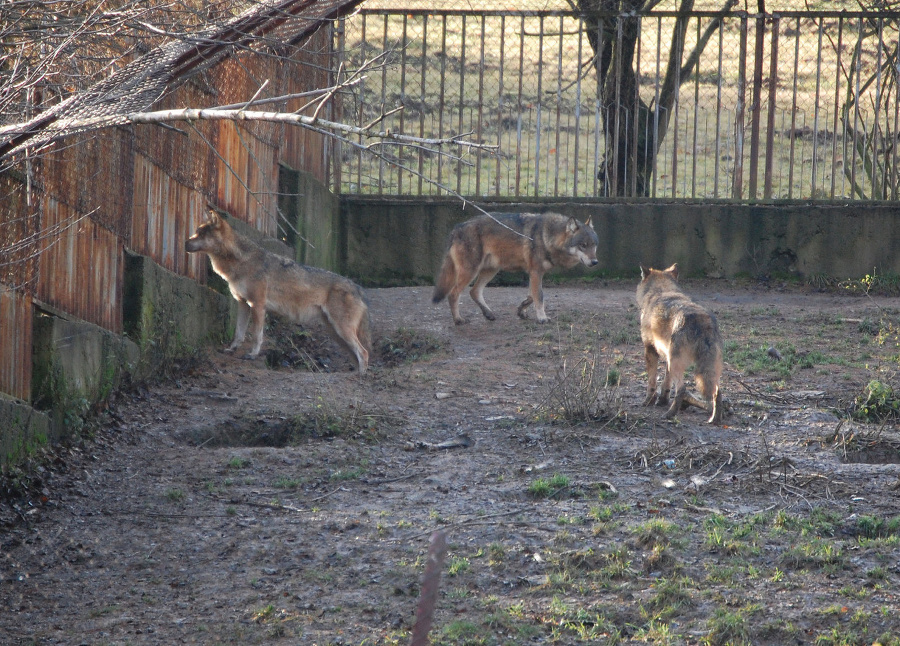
337,9,900,201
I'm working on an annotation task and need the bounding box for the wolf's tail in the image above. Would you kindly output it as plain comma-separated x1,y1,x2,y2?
358,305,373,356
432,250,456,304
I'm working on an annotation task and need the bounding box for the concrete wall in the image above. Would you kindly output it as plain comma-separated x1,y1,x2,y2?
0,395,51,467
279,164,340,271
340,197,900,283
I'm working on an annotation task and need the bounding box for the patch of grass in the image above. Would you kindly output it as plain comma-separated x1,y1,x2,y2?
165,488,185,503
781,538,844,571
447,556,470,576
273,476,303,489
704,607,751,646
329,465,366,481
227,456,251,469
379,327,445,367
527,473,571,499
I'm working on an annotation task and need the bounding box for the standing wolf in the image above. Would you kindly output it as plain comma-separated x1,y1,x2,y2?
185,213,371,374
432,212,599,324
636,264,723,424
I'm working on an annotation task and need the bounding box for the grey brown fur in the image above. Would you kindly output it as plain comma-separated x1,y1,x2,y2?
636,263,723,424
185,213,371,374
432,212,599,324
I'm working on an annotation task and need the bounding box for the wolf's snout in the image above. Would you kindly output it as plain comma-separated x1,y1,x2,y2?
185,239,197,253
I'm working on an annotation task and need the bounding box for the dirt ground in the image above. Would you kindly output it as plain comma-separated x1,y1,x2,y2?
3,278,900,645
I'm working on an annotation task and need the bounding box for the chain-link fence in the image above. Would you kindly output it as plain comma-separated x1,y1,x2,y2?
337,9,900,201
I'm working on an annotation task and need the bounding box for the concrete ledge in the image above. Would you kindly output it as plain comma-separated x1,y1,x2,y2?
31,309,139,435
0,395,51,467
339,197,900,283
123,251,234,375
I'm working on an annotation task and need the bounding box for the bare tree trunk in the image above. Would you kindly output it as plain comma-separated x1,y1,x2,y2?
576,0,732,196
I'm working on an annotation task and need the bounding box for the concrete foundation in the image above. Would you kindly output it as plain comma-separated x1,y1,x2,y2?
0,395,51,467
339,197,900,284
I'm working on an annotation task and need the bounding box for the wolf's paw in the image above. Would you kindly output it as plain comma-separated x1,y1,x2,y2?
655,395,669,407
454,317,470,326
242,352,260,360
642,394,658,406
482,311,496,321
664,406,679,420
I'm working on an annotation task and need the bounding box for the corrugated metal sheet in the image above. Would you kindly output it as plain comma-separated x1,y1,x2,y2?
132,154,206,280
0,288,32,402
36,198,122,333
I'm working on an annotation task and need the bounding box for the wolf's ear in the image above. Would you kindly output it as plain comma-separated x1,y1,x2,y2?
585,216,594,230
666,263,679,279
640,265,648,280
566,217,579,233
207,211,220,225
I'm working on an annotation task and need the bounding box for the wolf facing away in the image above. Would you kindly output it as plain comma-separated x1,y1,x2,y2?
185,213,371,374
636,264,723,424
432,212,599,324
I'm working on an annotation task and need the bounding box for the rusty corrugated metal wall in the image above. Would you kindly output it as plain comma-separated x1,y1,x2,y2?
0,24,337,402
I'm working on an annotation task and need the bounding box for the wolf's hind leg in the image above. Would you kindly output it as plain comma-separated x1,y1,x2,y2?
707,389,723,424
470,268,499,321
665,384,686,419
643,344,660,405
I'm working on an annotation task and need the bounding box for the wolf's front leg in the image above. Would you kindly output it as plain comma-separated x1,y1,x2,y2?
665,384,686,420
227,300,252,353
525,273,548,323
244,303,267,359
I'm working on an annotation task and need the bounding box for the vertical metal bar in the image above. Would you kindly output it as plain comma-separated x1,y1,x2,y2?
652,16,662,197
788,16,801,199
397,14,408,193
748,11,765,200
811,17,824,199
437,15,447,190
764,16,779,200
535,15,544,197
692,16,700,199
330,20,341,193
631,15,642,197
554,15,564,197
356,13,367,193
733,14,748,200
496,15,505,196
594,20,605,197
671,16,682,198
714,17,724,198
872,16,885,200
892,25,900,200
612,16,623,197
574,17,583,197
516,15,525,197
830,15,844,199
457,15,467,195
418,15,428,196
850,17,863,198
378,14,389,194
475,15,486,196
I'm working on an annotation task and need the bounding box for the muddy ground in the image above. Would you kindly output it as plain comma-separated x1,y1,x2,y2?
3,278,900,645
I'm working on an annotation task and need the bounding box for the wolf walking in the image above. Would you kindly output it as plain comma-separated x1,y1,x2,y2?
636,264,723,424
185,213,371,374
432,212,599,324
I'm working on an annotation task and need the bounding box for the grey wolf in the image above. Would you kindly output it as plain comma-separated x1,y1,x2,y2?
432,212,599,324
185,213,371,374
636,263,723,424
